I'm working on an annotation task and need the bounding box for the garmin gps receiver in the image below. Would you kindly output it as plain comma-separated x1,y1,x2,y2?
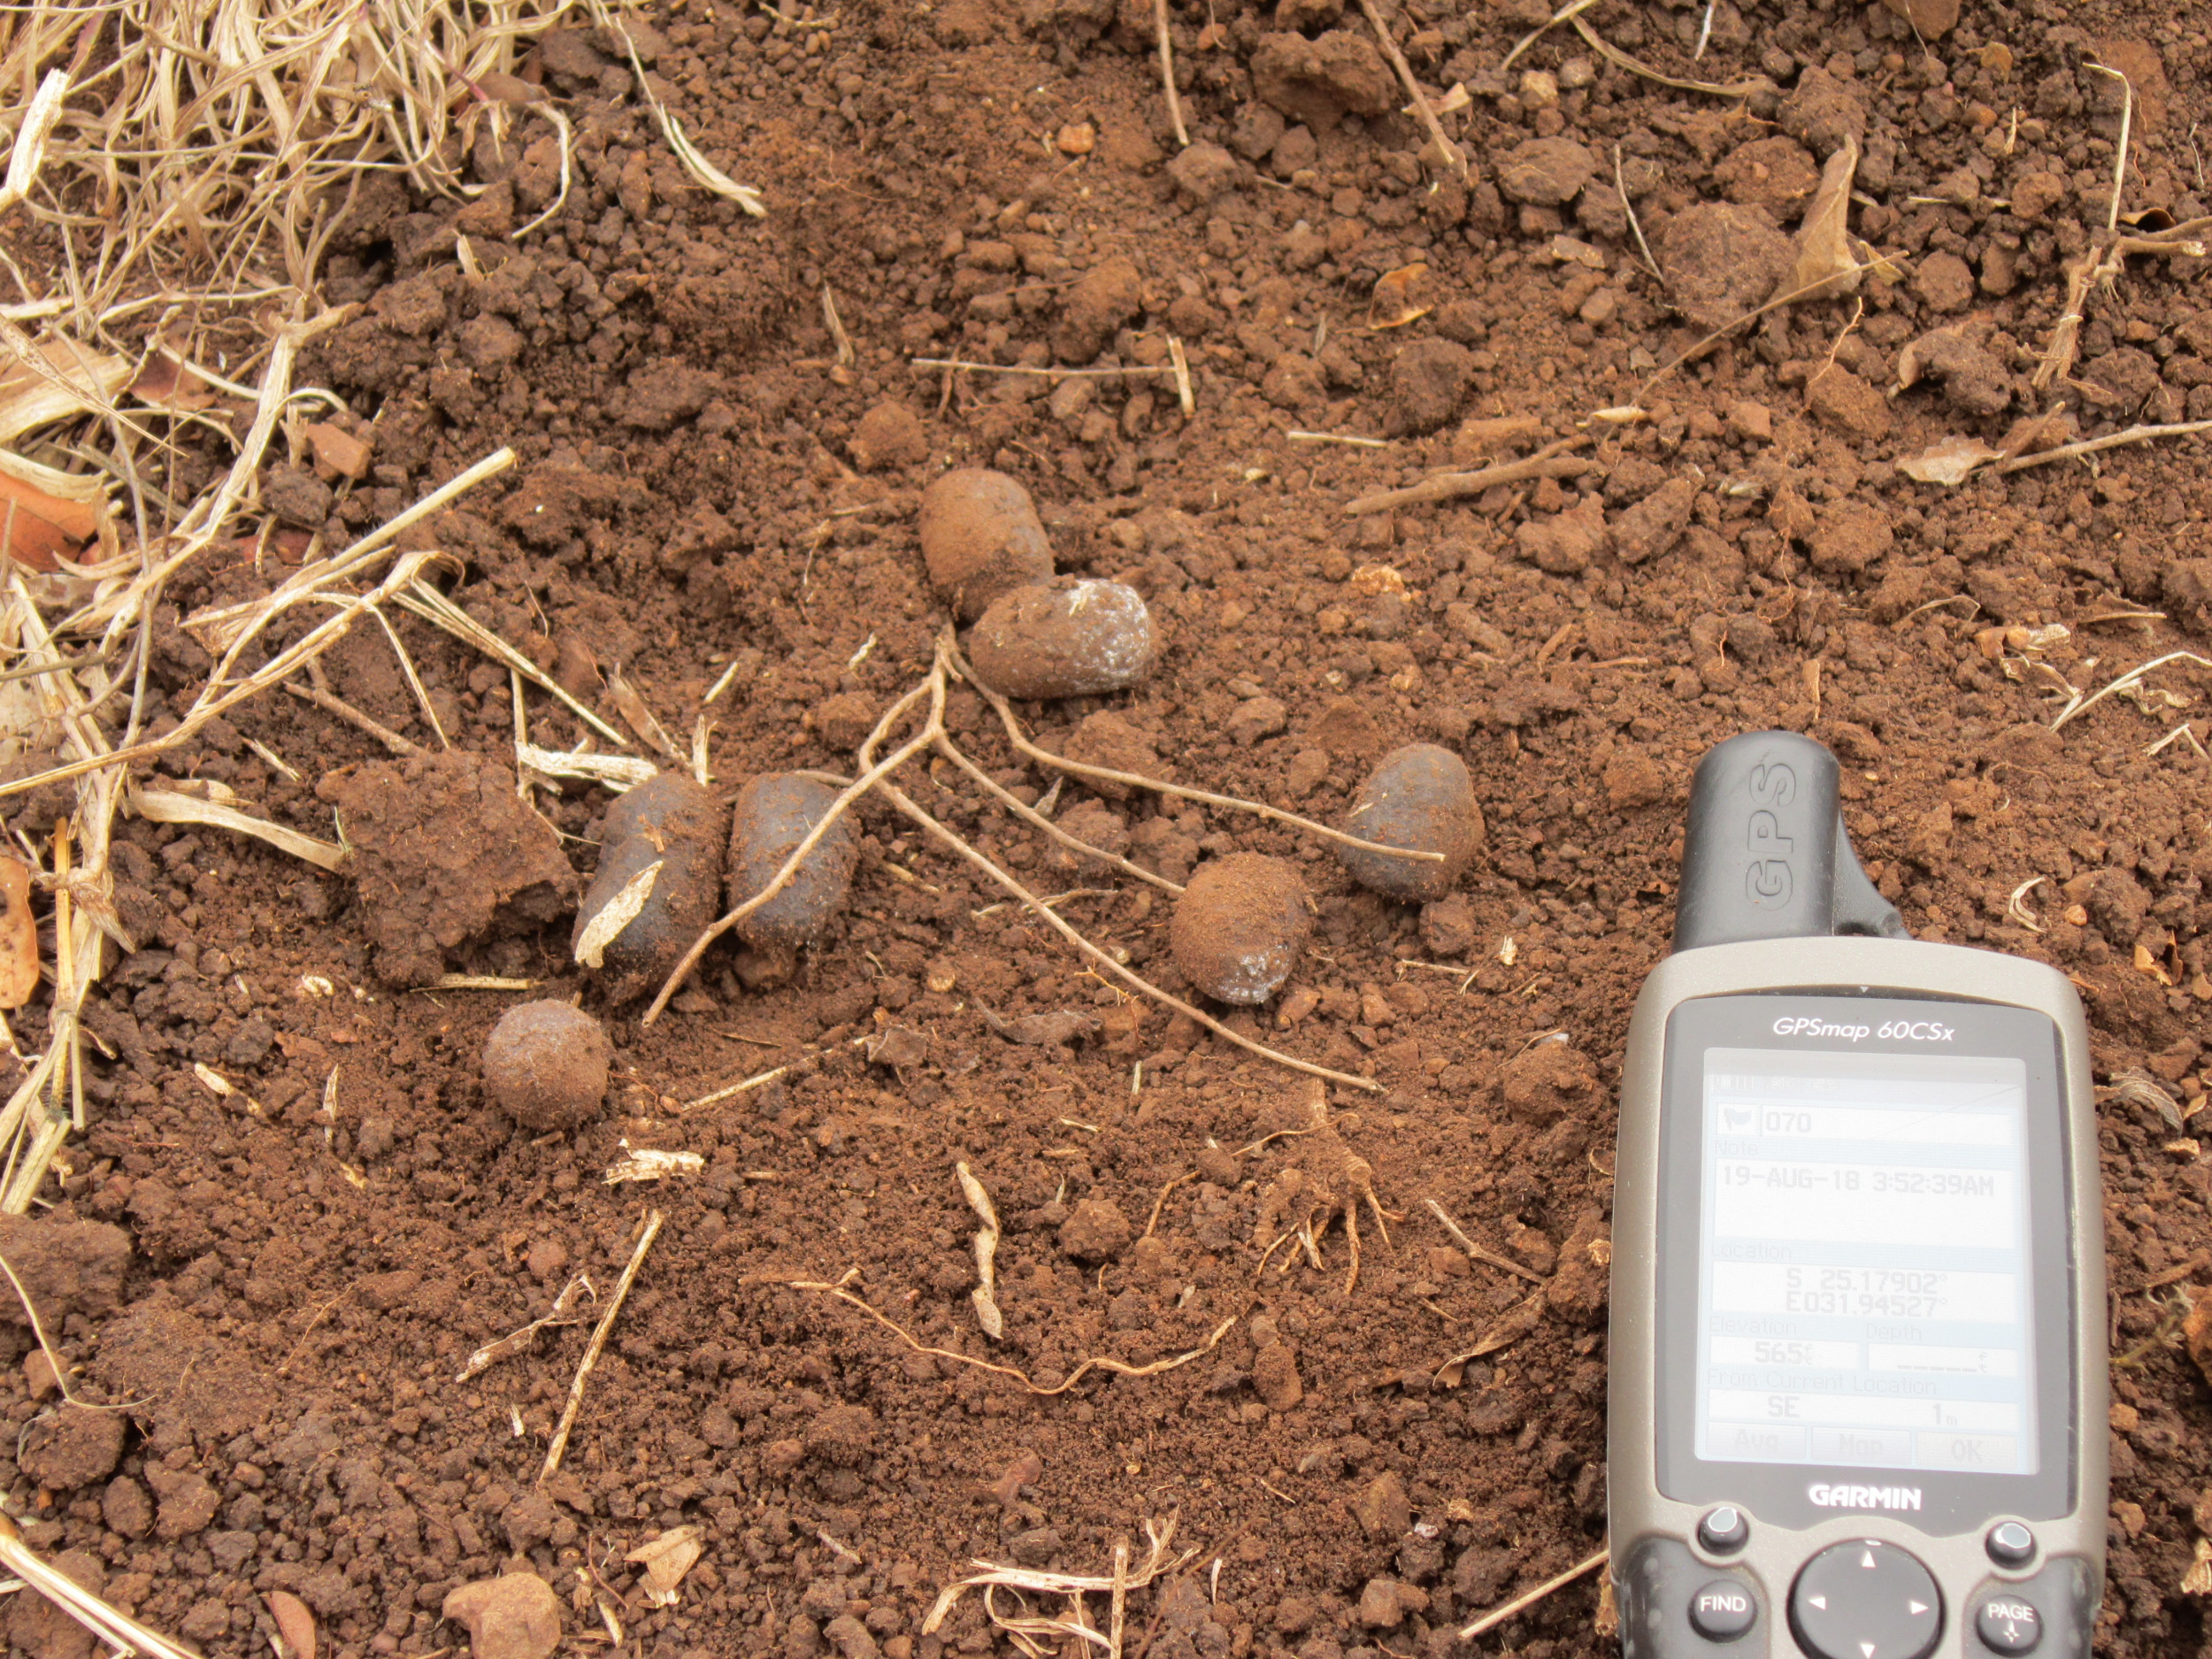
1608,732,2106,1659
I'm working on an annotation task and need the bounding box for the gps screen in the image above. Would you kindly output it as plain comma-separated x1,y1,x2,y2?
1694,1047,2038,1477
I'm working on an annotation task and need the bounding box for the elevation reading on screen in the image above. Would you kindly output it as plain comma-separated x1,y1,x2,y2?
1694,1048,2038,1477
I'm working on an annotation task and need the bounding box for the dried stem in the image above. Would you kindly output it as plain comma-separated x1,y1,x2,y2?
1570,15,1771,97
393,576,628,748
541,1208,664,1483
1501,0,1600,72
874,775,1382,1092
1458,1548,1609,1640
129,785,349,874
640,675,944,1025
1344,442,1592,515
1996,417,2212,475
911,358,1181,381
1155,0,1189,148
959,647,1442,865
2031,219,2209,390
2086,62,2133,231
1424,1198,1546,1282
934,736,1182,895
1355,0,1466,180
799,1269,1233,1401
2050,650,2212,733
282,680,425,757
1615,144,1662,279
0,1514,195,1659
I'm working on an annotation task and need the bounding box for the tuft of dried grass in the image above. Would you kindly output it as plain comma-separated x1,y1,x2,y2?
0,0,763,334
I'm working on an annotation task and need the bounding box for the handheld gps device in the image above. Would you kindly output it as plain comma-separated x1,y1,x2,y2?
1609,733,2106,1659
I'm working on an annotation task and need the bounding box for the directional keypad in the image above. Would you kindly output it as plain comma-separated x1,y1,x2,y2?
1788,1540,1943,1659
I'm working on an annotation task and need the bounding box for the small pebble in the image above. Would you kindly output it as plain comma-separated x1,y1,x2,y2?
1336,743,1484,901
1056,121,1096,156
918,469,1055,621
1170,853,1313,1004
481,1002,611,1131
572,772,724,1003
967,578,1158,699
727,774,860,948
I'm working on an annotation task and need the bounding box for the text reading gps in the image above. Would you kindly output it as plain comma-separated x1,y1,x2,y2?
1608,732,2106,1659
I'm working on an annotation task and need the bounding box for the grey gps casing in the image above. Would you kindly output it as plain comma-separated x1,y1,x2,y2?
1607,733,2107,1659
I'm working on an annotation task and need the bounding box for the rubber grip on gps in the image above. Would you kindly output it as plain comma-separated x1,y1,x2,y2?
1672,731,1908,952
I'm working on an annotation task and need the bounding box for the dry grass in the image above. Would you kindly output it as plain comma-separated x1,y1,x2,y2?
0,0,760,1225
0,0,760,333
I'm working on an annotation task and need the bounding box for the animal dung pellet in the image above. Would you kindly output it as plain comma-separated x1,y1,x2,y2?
481,1001,611,1132
727,773,859,948
966,578,1158,700
1335,742,1485,901
1170,852,1314,1004
918,467,1056,621
571,772,725,1002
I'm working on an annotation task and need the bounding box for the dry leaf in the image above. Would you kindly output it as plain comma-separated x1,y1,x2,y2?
127,350,218,413
473,68,547,104
0,338,131,447
1896,435,2001,486
2185,1537,2212,1596
0,468,93,571
957,1161,1005,1340
2135,943,2177,987
1367,263,1432,330
1592,1573,1620,1640
574,861,661,969
0,857,35,1009
608,672,682,761
627,1525,705,1608
1777,137,1861,303
266,1589,318,1659
980,1007,1100,1046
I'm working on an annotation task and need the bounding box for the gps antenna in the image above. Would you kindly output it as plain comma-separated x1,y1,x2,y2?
1672,731,1908,952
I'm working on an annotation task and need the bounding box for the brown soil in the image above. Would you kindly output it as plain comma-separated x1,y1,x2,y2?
11,3,2212,1658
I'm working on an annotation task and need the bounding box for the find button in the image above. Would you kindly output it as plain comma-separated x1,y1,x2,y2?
1975,1596,2041,1655
1688,1580,1757,1642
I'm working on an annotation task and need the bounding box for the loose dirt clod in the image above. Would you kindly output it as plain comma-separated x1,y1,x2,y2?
442,1573,561,1659
0,1217,130,1325
480,1001,611,1132
1660,202,1798,332
727,774,861,947
1336,743,1485,901
572,773,724,1002
965,578,1159,700
918,469,1056,622
1171,853,1314,1004
314,751,578,986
